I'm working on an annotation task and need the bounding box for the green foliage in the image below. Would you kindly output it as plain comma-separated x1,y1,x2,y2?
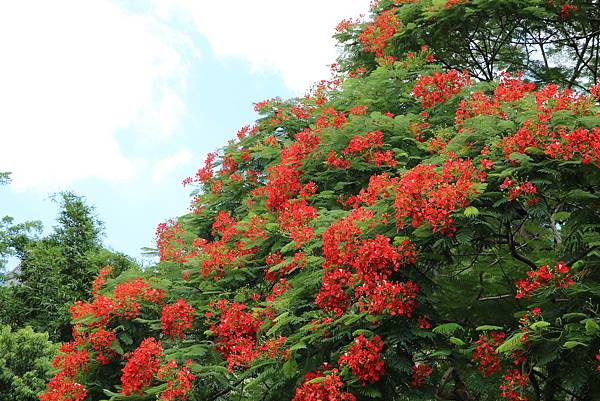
0,325,57,401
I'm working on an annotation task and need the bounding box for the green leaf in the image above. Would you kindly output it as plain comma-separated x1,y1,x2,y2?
563,340,587,349
496,332,527,354
282,359,298,378
463,206,479,218
433,323,463,335
529,321,551,331
475,325,503,331
449,336,465,346
584,319,600,335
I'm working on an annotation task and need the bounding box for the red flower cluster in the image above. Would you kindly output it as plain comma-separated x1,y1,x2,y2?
48,340,89,382
356,279,419,316
121,338,163,396
345,173,398,207
343,130,383,155
156,220,186,263
500,369,529,401
394,157,478,235
315,107,347,131
266,279,292,302
87,327,117,364
545,126,600,166
338,335,385,384
494,72,536,103
500,177,539,205
40,374,87,401
358,8,401,58
70,277,164,327
157,360,196,401
208,299,284,370
161,299,196,340
315,268,355,316
317,208,419,316
327,130,397,169
515,262,573,299
413,70,470,109
292,369,356,401
411,364,433,387
534,84,589,122
472,331,505,377
560,3,577,18
113,277,165,319
353,235,416,281
92,265,113,296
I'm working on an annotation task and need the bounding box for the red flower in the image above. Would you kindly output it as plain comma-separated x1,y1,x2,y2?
292,369,356,401
338,335,385,384
358,8,401,58
500,369,529,401
92,266,113,295
472,331,505,377
161,299,196,340
157,360,196,401
411,364,433,387
87,327,117,364
413,70,470,109
121,338,163,396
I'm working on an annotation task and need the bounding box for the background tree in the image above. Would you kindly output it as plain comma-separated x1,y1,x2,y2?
0,325,57,401
1,192,138,342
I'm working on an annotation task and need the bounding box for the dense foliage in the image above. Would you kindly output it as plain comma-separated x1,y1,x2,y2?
0,325,57,401
41,1,600,401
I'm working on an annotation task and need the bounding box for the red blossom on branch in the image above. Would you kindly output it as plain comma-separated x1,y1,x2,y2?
161,299,196,340
338,335,385,384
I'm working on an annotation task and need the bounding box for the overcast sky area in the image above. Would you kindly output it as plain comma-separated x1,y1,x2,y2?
0,0,371,267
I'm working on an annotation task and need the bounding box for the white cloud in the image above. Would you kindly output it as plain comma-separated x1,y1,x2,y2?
164,0,371,93
151,148,192,183
0,0,191,191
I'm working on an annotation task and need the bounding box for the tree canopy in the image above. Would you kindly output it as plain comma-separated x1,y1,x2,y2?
40,1,600,401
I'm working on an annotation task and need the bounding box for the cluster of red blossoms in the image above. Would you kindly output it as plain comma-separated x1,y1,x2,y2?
411,364,433,388
338,335,385,384
263,129,321,246
456,72,535,130
358,8,401,58
70,276,165,324
500,177,540,205
472,331,506,377
91,265,113,295
316,208,419,317
394,157,479,235
327,130,397,169
499,369,530,401
157,360,196,401
161,299,196,340
292,368,356,401
155,220,186,263
121,338,163,396
413,70,471,109
207,299,287,371
515,262,574,299
40,337,89,401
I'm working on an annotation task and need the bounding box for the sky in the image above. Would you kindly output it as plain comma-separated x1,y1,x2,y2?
0,0,371,267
